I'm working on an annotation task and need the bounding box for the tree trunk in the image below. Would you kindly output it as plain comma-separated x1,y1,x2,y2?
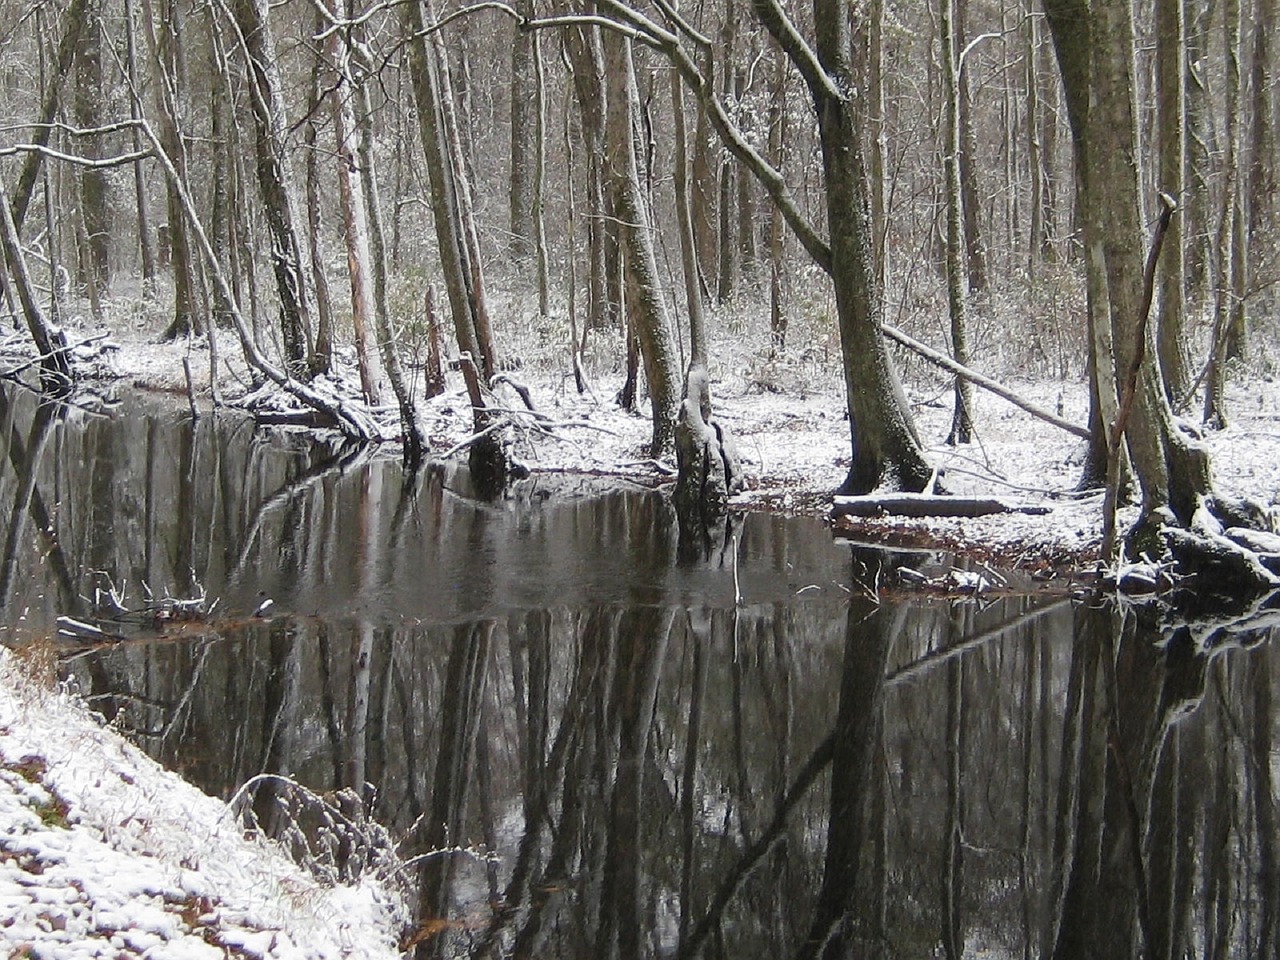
955,0,987,297
304,31,334,377
802,0,933,493
0,178,71,392
1041,0,1112,490
942,0,973,445
74,0,110,303
531,31,550,317
1155,0,1188,400
233,0,313,373
9,0,89,232
322,9,381,406
124,0,157,296
1204,0,1243,429
602,30,681,457
145,0,201,341
356,58,426,465
1245,0,1278,346
404,0,497,378
1089,0,1214,538
1183,0,1215,301
509,2,535,265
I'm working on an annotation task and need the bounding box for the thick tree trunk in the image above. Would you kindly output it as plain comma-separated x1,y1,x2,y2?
602,31,681,458
805,0,932,494
1089,0,1213,539
74,0,110,301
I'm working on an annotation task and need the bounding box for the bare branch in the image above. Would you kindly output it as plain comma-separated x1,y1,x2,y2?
416,0,832,273
0,144,152,169
748,0,845,104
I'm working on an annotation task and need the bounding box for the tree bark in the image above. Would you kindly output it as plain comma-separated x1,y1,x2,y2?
73,0,110,301
942,0,973,444
9,0,89,231
232,0,313,372
602,30,681,457
1088,0,1213,540
0,178,71,392
321,9,381,406
1155,0,1188,400
750,0,933,493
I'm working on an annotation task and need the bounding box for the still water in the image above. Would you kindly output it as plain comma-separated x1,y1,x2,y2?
2,387,1278,959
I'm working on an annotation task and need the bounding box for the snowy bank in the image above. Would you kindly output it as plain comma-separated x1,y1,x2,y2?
0,647,408,959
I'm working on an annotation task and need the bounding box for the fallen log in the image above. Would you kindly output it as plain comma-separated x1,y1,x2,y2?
833,493,1052,519
881,322,1090,440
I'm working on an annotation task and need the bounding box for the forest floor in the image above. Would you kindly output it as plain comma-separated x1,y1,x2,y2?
86,302,1280,578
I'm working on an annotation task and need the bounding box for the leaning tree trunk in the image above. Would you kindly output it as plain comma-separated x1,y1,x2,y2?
404,0,496,379
9,0,89,231
357,57,426,466
602,29,681,458
803,0,932,494
0,178,71,392
232,0,313,374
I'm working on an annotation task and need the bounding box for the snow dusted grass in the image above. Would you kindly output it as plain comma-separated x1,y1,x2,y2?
0,645,409,959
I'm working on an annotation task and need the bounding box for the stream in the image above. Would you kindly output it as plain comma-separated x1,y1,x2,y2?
1,386,1277,958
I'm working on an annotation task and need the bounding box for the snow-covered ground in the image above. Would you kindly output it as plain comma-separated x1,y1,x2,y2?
0,648,409,958
91,309,1280,570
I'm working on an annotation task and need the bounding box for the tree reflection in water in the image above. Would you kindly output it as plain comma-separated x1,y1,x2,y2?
1,387,1277,958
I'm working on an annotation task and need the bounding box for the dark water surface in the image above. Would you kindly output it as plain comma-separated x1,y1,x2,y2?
2,388,1278,958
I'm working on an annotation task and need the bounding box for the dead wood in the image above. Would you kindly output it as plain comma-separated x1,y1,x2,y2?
832,493,1052,519
880,322,1089,439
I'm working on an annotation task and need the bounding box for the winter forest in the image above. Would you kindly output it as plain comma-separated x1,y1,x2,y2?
0,0,1277,544
4,0,1280,956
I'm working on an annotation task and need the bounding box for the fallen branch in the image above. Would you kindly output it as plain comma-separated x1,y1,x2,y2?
0,332,110,381
832,492,1052,519
881,322,1089,439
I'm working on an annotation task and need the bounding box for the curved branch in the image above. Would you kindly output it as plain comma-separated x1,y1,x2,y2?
748,0,845,105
